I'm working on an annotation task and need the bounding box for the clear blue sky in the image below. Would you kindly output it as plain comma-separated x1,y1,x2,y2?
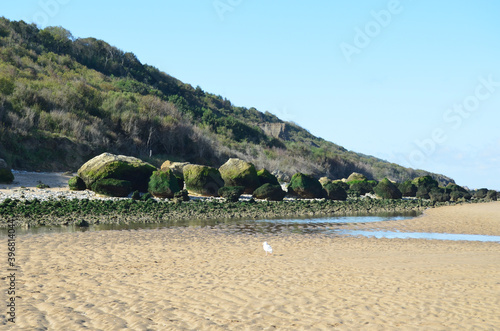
3,1,500,190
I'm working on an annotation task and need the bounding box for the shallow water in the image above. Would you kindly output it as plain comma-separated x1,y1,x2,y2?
339,230,500,243
3,212,498,242
0,212,416,236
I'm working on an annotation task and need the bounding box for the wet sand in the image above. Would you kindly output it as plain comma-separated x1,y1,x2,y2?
3,202,500,330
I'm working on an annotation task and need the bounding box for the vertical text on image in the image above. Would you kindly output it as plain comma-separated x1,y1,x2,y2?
6,218,17,324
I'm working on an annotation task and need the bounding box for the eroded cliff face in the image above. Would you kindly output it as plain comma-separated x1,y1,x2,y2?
259,123,290,140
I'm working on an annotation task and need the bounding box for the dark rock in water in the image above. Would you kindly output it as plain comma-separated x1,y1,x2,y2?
219,158,260,194
0,158,14,184
183,164,224,196
91,178,133,197
322,181,347,201
218,186,245,202
68,176,86,191
374,178,402,199
253,183,286,201
148,169,180,198
257,168,280,186
77,152,156,192
78,219,90,227
287,173,323,199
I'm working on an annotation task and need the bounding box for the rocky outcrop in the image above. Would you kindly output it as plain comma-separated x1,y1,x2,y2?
77,152,156,192
148,169,180,198
259,123,289,140
183,164,224,196
253,183,286,201
374,178,402,199
346,172,367,182
287,173,323,199
256,168,279,186
219,158,260,194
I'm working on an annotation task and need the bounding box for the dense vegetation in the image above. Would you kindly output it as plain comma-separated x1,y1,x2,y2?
0,18,453,184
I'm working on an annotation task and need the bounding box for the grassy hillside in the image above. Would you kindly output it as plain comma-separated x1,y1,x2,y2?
0,18,453,185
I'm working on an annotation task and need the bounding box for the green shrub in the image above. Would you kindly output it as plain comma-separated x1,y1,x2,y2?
287,173,323,199
253,183,286,201
374,178,402,199
218,186,245,202
91,178,132,197
148,169,180,198
322,181,347,200
68,176,86,190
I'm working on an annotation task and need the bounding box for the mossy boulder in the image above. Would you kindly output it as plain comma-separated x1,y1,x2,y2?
253,183,286,201
287,173,323,199
347,172,367,182
78,153,156,192
256,168,279,186
183,164,224,196
473,188,488,199
446,183,471,201
398,180,417,197
218,186,245,202
68,176,86,191
91,178,133,197
322,181,348,200
429,187,451,202
0,158,14,184
219,158,260,193
148,169,180,199
374,178,402,199
347,180,377,197
412,176,439,190
486,190,498,201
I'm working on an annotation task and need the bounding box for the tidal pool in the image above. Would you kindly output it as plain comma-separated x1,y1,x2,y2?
339,230,500,243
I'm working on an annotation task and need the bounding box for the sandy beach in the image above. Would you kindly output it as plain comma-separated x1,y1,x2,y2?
0,202,497,330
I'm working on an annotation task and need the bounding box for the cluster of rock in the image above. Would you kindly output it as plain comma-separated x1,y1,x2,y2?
68,153,497,203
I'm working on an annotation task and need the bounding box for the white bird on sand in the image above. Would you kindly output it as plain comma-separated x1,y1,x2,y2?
263,242,273,256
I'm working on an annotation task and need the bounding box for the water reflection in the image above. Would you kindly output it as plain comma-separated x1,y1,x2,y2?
339,230,500,243
1,213,417,237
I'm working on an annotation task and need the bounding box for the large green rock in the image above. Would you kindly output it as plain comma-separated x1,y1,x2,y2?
219,158,260,193
287,173,323,199
77,153,156,192
148,169,180,198
253,183,286,201
322,181,347,200
256,168,280,186
347,172,367,182
374,178,402,199
0,158,14,184
183,164,224,196
91,178,133,197
398,180,417,197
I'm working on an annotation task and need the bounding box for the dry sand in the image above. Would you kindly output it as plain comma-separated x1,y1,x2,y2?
2,202,499,330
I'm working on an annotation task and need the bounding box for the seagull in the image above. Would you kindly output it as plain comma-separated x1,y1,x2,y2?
263,242,273,256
